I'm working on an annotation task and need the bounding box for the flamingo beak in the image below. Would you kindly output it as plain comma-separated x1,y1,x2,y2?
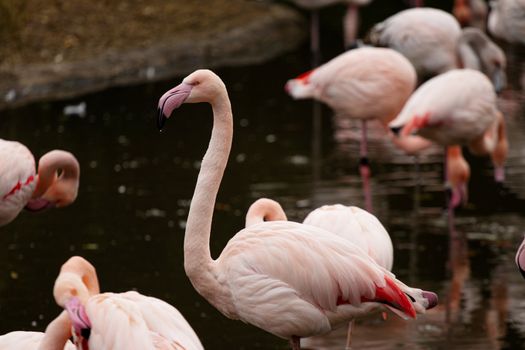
422,291,438,309
390,126,402,136
24,198,54,212
492,68,506,94
157,82,193,130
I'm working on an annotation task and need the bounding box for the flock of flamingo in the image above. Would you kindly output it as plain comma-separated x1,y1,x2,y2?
0,0,524,349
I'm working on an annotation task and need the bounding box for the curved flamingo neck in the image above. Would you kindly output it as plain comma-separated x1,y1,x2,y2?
38,311,72,350
32,150,79,199
184,92,233,306
245,199,287,227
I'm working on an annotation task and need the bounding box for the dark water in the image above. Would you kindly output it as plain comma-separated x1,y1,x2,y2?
1,3,525,350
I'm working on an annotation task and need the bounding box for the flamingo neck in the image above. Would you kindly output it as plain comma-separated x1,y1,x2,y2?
32,151,80,200
184,93,233,307
343,4,359,48
245,199,287,227
38,311,72,350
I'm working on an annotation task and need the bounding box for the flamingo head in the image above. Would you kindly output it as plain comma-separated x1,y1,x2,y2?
157,69,226,130
284,69,315,99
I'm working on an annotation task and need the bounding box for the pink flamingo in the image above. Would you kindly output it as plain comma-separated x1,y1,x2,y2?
0,139,80,226
0,312,75,349
285,47,417,211
488,0,525,45
389,69,508,209
368,8,506,91
245,200,436,348
53,256,204,350
157,69,437,350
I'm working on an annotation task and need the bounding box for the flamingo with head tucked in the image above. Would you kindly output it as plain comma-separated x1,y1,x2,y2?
0,139,80,226
389,69,508,209
53,256,204,350
368,8,506,91
285,47,417,211
488,0,525,45
157,69,437,350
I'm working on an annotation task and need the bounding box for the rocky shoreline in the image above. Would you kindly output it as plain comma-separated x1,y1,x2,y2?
0,2,305,110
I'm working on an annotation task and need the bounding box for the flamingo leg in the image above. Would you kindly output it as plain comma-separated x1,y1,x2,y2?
345,320,355,350
290,336,301,350
410,0,424,6
444,147,457,236
343,4,358,49
359,120,373,212
310,10,320,67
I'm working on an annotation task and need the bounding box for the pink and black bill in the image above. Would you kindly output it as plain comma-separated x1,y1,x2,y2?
157,82,193,130
516,238,525,279
65,297,91,348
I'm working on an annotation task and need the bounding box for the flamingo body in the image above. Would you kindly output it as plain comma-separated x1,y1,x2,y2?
390,69,498,146
303,204,393,270
368,8,506,89
286,47,416,125
488,0,525,44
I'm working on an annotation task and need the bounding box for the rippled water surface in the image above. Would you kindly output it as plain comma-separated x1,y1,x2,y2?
1,4,525,349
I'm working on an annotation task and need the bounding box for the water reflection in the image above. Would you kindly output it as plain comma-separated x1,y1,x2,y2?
0,25,525,350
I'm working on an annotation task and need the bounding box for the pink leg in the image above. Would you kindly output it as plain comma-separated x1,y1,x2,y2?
444,147,457,236
360,120,373,212
345,320,355,350
410,0,424,7
290,336,301,350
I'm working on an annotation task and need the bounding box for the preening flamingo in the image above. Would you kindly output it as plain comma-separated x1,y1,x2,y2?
389,69,508,208
488,0,525,45
285,47,417,211
157,69,437,349
53,256,204,350
245,200,436,348
0,311,75,350
368,8,506,91
0,139,80,226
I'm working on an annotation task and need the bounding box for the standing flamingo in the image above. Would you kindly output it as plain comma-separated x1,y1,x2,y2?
367,8,506,91
245,199,436,348
389,69,508,209
53,256,204,350
488,0,525,45
0,139,80,226
157,69,437,349
285,47,417,211
0,311,75,349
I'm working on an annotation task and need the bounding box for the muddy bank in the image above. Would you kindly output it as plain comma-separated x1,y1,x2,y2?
0,1,305,109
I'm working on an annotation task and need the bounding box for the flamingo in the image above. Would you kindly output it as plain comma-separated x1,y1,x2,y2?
0,312,76,349
488,0,525,45
389,69,508,209
367,8,506,91
245,199,436,348
53,256,204,350
157,69,437,350
0,139,80,226
453,0,488,29
285,47,417,211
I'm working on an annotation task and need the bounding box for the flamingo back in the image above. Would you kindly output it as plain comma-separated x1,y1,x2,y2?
0,139,37,226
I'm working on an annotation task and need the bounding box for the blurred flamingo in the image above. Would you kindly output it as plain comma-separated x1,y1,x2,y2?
0,311,75,349
0,139,80,226
285,47,417,211
54,256,204,350
245,199,436,348
156,69,438,349
488,0,525,45
453,0,488,29
368,8,506,91
389,69,508,209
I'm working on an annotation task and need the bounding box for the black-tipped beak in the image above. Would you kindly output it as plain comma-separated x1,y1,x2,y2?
157,108,167,131
493,68,506,94
390,126,402,136
422,291,438,309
